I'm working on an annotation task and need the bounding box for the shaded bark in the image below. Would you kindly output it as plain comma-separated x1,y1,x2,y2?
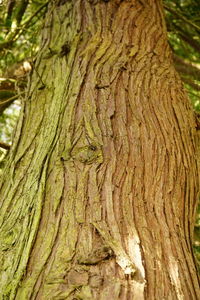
0,1,199,299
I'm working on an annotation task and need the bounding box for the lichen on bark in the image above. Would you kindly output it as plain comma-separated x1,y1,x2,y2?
0,1,199,299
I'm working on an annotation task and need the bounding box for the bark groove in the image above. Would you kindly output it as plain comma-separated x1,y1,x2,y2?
0,1,199,299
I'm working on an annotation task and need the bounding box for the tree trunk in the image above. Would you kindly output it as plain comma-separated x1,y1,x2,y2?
0,1,199,299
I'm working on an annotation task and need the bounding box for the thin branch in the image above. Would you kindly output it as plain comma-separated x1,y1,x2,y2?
164,4,200,32
0,40,13,51
5,0,16,28
172,23,200,53
174,55,200,81
0,141,11,150
3,0,29,44
21,1,48,29
15,0,29,26
188,91,200,101
0,1,48,52
181,77,200,91
0,91,25,106
179,32,200,53
0,94,17,106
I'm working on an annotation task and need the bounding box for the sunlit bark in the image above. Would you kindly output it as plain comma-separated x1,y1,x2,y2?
0,1,199,299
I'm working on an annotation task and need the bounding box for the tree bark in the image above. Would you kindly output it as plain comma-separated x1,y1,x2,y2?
0,1,199,299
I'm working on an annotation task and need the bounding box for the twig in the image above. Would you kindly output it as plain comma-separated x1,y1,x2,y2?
0,91,25,106
0,1,49,52
0,141,11,150
171,23,200,53
21,1,48,27
164,4,200,32
188,91,200,101
181,77,200,91
174,55,200,81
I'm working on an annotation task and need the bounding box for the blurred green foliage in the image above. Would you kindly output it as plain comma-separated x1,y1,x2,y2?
164,0,200,110
0,0,48,149
194,202,200,273
0,101,20,142
0,0,47,73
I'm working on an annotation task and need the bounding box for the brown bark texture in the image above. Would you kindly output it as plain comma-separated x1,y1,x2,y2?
0,0,199,299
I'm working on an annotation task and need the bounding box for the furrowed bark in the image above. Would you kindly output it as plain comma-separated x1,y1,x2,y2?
0,1,199,299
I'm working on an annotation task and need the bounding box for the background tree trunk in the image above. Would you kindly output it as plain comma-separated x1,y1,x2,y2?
0,0,199,299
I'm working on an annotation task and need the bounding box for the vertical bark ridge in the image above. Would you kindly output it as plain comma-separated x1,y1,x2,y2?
0,1,199,299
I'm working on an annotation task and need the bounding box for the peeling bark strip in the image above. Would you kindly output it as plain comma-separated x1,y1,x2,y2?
0,1,199,299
